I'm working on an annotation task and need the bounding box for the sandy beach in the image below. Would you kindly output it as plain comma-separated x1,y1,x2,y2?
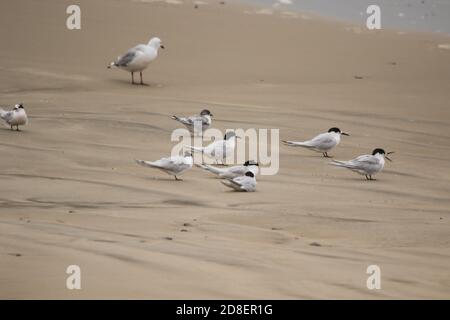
0,0,449,299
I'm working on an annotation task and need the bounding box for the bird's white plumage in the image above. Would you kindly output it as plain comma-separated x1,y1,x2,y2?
189,134,237,164
109,37,162,72
197,163,259,179
172,113,212,135
331,153,386,178
0,104,28,130
221,175,257,192
135,154,193,179
284,131,341,153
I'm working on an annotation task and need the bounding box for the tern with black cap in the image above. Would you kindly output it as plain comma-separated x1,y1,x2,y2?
330,148,394,180
283,127,349,158
0,103,28,131
171,109,213,135
196,160,259,179
221,171,257,192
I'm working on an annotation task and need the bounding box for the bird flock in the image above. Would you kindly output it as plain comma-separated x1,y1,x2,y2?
1,36,394,193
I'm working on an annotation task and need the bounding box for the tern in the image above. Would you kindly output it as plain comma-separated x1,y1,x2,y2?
108,37,164,85
188,131,239,164
330,148,394,180
283,127,349,157
0,104,28,131
196,160,259,179
221,171,257,192
171,109,213,135
135,152,193,180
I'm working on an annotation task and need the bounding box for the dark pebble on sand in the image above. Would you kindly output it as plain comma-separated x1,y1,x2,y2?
354,75,364,80
309,242,321,247
164,237,173,241
180,229,188,232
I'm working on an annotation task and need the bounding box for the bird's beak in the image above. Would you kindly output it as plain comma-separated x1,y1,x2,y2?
386,151,394,162
160,45,165,49
341,132,350,136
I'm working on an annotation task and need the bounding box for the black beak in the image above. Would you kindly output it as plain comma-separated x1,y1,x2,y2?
160,45,165,49
341,132,350,136
386,151,394,162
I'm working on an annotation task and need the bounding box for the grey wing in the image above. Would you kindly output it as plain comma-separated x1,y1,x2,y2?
308,134,335,148
226,165,247,176
161,157,190,173
345,155,380,170
1,111,14,123
115,50,137,67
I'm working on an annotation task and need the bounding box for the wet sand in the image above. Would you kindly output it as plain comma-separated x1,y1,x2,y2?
0,0,449,298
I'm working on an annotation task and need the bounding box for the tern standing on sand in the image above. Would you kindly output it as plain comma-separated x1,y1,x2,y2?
283,127,349,157
108,37,164,85
0,104,28,131
171,109,213,135
330,148,394,180
188,132,239,164
135,152,193,181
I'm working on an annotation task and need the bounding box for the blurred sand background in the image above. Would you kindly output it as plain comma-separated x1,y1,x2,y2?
0,0,449,298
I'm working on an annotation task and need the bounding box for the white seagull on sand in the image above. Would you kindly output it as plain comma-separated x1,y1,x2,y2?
283,127,349,158
108,37,164,85
330,148,394,180
196,160,259,179
0,104,28,131
221,171,257,192
135,152,193,181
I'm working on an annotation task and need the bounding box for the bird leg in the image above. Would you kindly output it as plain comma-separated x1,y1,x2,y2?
16,126,20,131
10,125,13,130
323,152,332,158
140,71,144,85
365,175,369,180
131,72,135,84
174,175,183,181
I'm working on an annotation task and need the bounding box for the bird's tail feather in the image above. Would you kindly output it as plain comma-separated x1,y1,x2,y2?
196,163,223,175
135,159,159,169
282,140,311,148
107,62,117,69
330,160,353,168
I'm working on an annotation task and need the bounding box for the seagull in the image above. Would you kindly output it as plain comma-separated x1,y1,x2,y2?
108,37,164,85
221,171,257,192
0,104,28,131
188,132,239,164
135,152,193,180
330,148,394,180
282,127,349,157
171,109,213,135
196,160,259,179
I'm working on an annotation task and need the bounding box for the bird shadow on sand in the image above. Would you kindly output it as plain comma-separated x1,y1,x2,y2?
108,79,162,88
143,176,185,182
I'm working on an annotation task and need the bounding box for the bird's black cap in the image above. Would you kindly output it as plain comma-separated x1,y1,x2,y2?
328,127,341,133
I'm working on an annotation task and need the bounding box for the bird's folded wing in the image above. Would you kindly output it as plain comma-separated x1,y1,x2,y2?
309,134,334,147
353,155,380,166
116,50,137,67
0,111,14,122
